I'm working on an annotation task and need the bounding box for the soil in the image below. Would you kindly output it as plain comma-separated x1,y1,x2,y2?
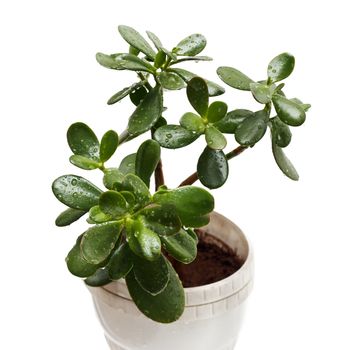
172,230,244,288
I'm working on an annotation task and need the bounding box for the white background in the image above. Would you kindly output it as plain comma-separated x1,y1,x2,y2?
1,0,339,349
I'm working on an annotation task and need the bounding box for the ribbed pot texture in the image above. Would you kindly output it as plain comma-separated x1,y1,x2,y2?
87,212,254,350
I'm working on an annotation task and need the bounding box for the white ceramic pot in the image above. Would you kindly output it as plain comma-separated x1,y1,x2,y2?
87,212,254,350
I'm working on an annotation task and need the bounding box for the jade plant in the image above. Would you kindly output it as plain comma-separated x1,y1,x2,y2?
52,25,310,323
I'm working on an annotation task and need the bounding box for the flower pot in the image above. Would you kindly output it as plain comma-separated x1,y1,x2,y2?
87,212,254,350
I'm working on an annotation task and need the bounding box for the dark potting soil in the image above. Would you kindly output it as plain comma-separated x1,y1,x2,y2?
173,230,244,288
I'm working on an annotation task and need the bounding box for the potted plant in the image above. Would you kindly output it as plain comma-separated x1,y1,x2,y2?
52,25,310,350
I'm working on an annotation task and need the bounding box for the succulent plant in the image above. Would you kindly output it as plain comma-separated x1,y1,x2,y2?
52,25,310,323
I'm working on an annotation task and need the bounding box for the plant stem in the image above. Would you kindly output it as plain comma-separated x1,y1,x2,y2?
137,72,153,91
155,159,165,190
178,145,249,187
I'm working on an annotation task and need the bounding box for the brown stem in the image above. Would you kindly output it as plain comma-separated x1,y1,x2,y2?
178,145,249,187
155,159,165,191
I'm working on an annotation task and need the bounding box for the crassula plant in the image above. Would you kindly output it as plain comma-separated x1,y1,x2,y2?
52,25,310,323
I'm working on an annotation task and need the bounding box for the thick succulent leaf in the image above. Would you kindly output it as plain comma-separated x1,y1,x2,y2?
174,34,207,56
55,208,86,227
214,109,254,134
179,112,206,134
270,117,292,148
217,66,254,91
146,30,163,50
69,155,100,170
100,130,118,163
154,124,199,149
85,267,112,287
108,242,134,280
250,82,272,104
130,85,148,106
126,218,161,261
161,229,197,264
154,50,166,68
272,142,299,180
67,122,100,161
103,168,125,190
52,175,102,210
66,235,100,278
235,114,267,146
133,254,170,295
186,77,209,116
118,25,156,60
205,125,227,150
122,174,151,208
135,139,161,187
129,45,140,56
126,259,184,323
99,191,128,219
268,52,295,83
138,205,181,236
207,101,228,123
153,186,214,227
128,85,163,135
170,56,212,64
159,71,186,90
119,154,136,175
197,147,228,189
186,228,199,244
81,221,123,264
272,94,306,126
89,205,113,223
107,82,143,105
171,68,225,97
96,53,155,73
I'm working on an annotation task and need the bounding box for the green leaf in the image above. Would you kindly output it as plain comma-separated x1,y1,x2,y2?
81,221,123,264
146,31,177,60
159,71,186,90
197,147,228,189
126,259,184,323
154,50,166,68
52,175,102,210
85,267,112,287
139,205,181,236
118,25,156,60
66,235,100,278
107,82,143,105
250,82,272,104
99,191,128,219
174,34,207,56
186,77,209,116
122,174,151,208
120,191,136,207
100,130,118,163
130,85,148,106
89,205,113,223
268,52,295,83
103,168,125,190
217,66,254,91
135,139,161,187
171,68,225,97
179,112,206,134
272,94,306,126
128,85,163,135
55,208,86,227
67,123,99,161
170,56,212,64
119,154,136,175
186,228,199,243
270,117,292,148
126,218,161,261
129,45,140,56
107,242,134,280
161,229,197,264
235,113,267,146
214,109,254,134
272,142,299,181
153,186,214,227
69,155,100,170
132,254,170,295
154,125,199,149
205,125,227,150
96,53,154,73
207,101,228,123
